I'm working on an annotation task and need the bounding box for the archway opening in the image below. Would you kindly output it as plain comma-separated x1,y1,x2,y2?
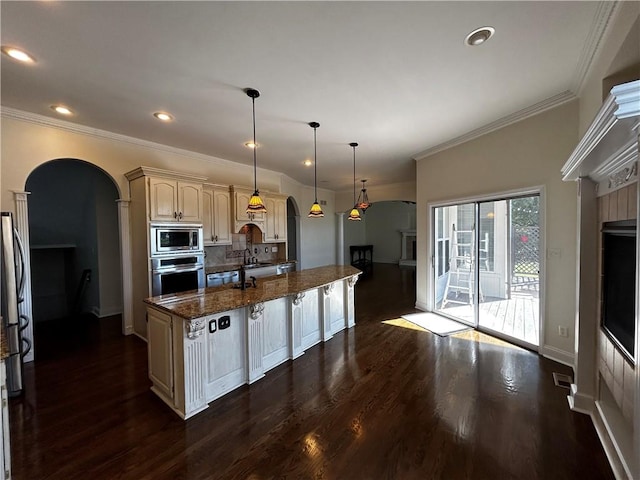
26,159,123,360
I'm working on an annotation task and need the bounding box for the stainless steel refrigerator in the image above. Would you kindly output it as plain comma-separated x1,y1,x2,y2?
1,212,31,396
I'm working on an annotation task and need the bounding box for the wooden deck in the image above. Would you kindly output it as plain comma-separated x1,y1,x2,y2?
438,290,539,346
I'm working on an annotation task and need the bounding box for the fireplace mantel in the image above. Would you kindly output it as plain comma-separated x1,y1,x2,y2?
562,80,639,185
562,79,639,480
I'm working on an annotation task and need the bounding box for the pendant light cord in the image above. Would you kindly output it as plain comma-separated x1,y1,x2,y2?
252,96,257,193
313,125,318,202
352,145,356,205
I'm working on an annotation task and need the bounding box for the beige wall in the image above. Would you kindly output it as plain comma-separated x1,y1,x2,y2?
416,101,579,360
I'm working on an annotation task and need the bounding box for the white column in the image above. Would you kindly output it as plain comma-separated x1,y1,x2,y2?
569,177,598,414
321,284,334,341
117,200,134,335
183,317,208,419
13,191,34,363
289,292,305,359
247,303,265,383
345,275,359,328
336,212,345,265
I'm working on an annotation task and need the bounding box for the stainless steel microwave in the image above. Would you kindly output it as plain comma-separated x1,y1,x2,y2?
150,224,203,256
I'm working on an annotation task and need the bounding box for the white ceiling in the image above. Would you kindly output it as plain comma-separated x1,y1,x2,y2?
1,1,605,191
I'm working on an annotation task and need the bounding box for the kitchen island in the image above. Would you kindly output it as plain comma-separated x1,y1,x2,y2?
144,265,361,419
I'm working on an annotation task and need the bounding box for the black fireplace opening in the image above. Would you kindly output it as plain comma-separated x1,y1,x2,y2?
601,220,637,363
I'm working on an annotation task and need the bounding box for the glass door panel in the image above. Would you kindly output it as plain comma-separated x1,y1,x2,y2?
433,203,476,326
478,196,540,346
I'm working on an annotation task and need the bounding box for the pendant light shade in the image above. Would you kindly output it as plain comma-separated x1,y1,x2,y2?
308,122,324,218
356,179,372,212
245,88,267,214
348,142,361,221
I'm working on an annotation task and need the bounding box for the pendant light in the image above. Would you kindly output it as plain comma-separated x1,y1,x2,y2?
308,122,324,218
356,179,372,212
245,88,267,214
348,142,361,221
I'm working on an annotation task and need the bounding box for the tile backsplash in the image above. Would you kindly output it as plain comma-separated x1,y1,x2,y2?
205,243,284,267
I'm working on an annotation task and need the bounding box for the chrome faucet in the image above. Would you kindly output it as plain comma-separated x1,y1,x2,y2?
243,248,251,265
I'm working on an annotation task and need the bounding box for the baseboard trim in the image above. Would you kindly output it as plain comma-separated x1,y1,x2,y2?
540,345,574,367
133,332,148,343
414,301,428,311
90,305,122,318
592,402,631,480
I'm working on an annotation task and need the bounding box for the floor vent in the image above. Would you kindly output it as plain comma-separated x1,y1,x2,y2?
553,372,572,389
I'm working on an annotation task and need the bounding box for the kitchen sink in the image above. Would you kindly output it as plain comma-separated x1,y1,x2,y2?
243,262,273,269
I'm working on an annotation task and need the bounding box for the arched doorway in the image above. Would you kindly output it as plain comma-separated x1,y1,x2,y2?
25,159,123,360
286,197,300,264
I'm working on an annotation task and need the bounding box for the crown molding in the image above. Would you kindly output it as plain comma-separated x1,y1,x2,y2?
0,106,253,172
413,90,576,161
570,1,620,95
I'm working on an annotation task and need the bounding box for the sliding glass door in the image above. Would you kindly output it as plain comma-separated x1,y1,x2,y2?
433,194,540,348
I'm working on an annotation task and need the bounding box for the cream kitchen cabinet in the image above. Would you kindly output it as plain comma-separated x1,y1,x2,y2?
149,177,203,223
234,188,265,224
202,185,232,245
264,195,287,243
147,307,174,403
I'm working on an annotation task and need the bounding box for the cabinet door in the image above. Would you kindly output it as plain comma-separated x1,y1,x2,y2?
236,190,265,223
147,308,174,401
149,178,178,222
264,197,277,242
212,188,232,244
265,197,287,242
274,197,287,242
177,182,203,222
202,189,215,245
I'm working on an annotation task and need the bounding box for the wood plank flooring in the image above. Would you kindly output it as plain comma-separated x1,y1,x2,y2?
10,264,613,479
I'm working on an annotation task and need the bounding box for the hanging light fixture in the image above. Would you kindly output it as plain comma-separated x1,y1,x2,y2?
348,142,361,221
245,88,267,214
308,122,324,218
356,179,372,212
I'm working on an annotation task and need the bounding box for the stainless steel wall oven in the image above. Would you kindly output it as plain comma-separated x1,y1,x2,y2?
151,253,205,296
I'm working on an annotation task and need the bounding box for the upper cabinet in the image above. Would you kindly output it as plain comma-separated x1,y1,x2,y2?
233,187,265,227
264,195,287,242
149,178,203,223
125,167,207,224
203,185,232,245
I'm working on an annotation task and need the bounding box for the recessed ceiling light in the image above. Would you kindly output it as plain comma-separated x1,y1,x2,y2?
465,27,495,46
153,112,173,122
1,46,35,63
303,159,312,167
245,142,258,149
50,105,73,116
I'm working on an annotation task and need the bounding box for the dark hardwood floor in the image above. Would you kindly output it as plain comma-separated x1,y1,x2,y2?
10,264,613,479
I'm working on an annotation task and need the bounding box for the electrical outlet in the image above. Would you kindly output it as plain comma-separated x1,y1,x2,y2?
548,248,562,259
264,247,269,253
558,326,569,337
254,248,258,254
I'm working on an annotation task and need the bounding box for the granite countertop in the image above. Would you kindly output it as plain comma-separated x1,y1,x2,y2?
145,264,360,320
205,260,296,275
